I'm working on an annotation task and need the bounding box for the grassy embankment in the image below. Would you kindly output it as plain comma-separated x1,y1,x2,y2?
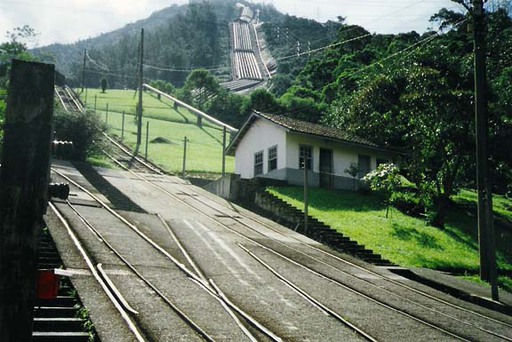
268,186,512,292
81,88,235,176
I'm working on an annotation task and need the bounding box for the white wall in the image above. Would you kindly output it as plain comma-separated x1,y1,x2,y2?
235,120,397,184
286,132,395,178
235,118,287,179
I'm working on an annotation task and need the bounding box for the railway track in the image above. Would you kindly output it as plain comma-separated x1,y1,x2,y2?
101,132,165,175
51,168,287,341
50,158,512,341
164,184,512,341
55,86,84,113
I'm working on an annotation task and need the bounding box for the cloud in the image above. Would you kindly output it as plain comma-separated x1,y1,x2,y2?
0,0,461,47
0,0,176,46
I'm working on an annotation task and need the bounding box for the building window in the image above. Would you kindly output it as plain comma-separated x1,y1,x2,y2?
254,151,263,176
299,145,312,170
268,145,277,172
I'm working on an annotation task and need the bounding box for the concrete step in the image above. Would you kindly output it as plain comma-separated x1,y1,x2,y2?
34,306,78,318
36,296,76,308
32,331,90,342
33,318,86,332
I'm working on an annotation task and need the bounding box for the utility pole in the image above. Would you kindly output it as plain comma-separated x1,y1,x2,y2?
136,28,144,154
0,60,55,341
470,0,499,300
81,49,86,93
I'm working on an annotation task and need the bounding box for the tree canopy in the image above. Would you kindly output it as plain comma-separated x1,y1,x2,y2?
291,8,512,225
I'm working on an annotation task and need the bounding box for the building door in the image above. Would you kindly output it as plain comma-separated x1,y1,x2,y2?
319,148,333,189
358,154,371,179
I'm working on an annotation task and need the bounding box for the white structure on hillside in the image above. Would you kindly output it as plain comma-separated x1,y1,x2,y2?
226,111,400,190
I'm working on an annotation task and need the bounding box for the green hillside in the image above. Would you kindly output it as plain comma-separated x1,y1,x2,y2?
268,186,512,292
82,88,234,175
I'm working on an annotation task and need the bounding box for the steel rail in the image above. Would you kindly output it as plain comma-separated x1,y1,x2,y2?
94,140,512,338
97,263,139,315
101,132,165,175
245,242,512,341
57,130,512,339
100,166,509,341
54,87,70,112
48,202,147,342
64,86,84,112
176,185,512,338
158,215,281,342
86,165,392,340
239,244,379,342
63,199,217,342
154,178,512,331
52,168,282,342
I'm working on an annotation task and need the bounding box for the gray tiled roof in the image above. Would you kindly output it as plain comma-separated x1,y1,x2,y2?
255,111,379,147
226,110,393,156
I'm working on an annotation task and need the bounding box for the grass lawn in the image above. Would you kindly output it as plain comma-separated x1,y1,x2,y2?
80,88,235,175
268,186,512,291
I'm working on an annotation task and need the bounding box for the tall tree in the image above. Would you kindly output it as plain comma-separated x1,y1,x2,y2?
182,69,220,110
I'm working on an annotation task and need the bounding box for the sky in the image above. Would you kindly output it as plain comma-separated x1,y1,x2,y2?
0,0,464,48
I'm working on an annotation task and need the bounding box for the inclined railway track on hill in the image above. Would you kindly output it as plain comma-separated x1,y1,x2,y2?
55,86,84,113
51,169,286,341
118,169,512,341
49,157,512,341
101,132,165,175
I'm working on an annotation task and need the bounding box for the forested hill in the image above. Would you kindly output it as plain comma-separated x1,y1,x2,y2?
279,7,511,220
31,0,339,88
32,3,188,78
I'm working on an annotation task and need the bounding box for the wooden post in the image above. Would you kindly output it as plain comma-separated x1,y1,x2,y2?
145,121,149,161
136,28,144,154
121,110,125,140
182,137,188,178
0,59,55,341
222,126,227,177
303,162,309,235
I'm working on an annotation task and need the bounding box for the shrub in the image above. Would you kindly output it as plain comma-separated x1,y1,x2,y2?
363,163,401,217
53,109,106,161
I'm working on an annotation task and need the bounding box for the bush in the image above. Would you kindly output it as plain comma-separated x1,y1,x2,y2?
53,109,106,161
363,163,401,218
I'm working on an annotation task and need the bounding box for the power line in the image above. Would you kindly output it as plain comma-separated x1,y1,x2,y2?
84,68,137,80
85,50,109,71
264,21,466,120
277,33,372,61
143,64,230,73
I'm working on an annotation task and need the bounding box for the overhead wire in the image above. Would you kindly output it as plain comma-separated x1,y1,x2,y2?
85,50,109,71
79,1,469,122
277,33,372,61
260,17,468,119
84,68,137,80
143,64,230,73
